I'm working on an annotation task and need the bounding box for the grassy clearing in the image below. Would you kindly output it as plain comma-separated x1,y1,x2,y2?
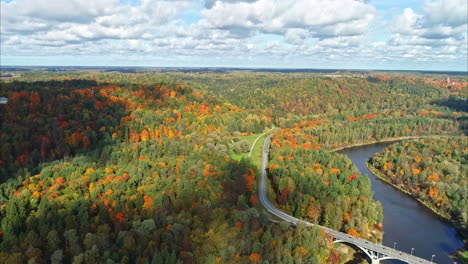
230,129,280,221
230,128,275,168
250,134,267,168
230,133,263,161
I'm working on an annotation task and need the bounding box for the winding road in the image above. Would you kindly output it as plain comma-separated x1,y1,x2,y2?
248,127,276,157
259,135,435,264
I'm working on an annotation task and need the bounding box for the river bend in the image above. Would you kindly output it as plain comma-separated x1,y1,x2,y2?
339,142,464,264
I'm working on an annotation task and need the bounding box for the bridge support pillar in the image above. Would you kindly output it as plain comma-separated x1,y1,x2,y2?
364,250,381,264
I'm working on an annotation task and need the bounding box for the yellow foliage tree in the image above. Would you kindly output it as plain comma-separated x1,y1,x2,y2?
143,195,153,211
294,246,308,257
140,129,150,141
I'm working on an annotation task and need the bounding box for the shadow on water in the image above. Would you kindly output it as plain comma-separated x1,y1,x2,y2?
339,142,465,264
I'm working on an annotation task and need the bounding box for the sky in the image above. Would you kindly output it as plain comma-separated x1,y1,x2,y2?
1,0,467,71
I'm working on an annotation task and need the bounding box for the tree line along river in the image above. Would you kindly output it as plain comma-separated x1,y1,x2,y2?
339,142,464,264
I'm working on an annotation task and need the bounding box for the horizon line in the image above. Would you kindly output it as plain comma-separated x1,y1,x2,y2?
1,65,467,73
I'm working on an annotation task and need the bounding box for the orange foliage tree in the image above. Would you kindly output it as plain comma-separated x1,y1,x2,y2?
348,174,359,183
347,228,360,238
428,186,439,198
427,173,439,182
249,253,261,263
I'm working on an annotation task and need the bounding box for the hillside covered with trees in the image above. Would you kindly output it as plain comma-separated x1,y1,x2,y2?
368,138,467,235
0,71,466,263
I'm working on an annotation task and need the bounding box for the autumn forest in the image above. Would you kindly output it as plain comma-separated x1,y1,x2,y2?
0,70,467,264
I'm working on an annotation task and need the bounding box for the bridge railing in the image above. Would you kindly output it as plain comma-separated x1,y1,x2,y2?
259,135,436,264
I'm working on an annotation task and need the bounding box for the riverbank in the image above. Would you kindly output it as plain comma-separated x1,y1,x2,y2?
330,134,459,152
331,134,464,227
365,162,451,220
331,134,467,238
452,250,468,264
366,161,468,260
339,140,466,264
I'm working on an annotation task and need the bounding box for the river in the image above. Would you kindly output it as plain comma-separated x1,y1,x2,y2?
339,142,464,264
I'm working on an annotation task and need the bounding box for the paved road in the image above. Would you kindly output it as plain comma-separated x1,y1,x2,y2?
259,135,435,264
248,127,276,157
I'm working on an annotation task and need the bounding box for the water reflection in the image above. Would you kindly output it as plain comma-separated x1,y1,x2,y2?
339,142,464,264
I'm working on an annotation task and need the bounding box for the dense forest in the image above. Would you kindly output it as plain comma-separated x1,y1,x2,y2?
368,138,467,234
0,71,466,263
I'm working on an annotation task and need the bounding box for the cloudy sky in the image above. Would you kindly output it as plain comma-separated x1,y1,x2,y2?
1,0,467,70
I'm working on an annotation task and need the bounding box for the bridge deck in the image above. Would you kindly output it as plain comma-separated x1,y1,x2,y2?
259,135,435,264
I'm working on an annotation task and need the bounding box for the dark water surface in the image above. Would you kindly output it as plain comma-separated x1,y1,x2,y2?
339,142,464,264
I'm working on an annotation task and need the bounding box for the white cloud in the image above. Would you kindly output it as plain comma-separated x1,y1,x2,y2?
423,0,468,27
1,1,50,34
201,0,376,38
389,0,467,65
393,8,423,35
17,0,118,22
1,0,190,40
204,0,258,9
284,29,308,45
0,0,466,70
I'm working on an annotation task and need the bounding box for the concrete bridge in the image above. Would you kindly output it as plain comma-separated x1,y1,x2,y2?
259,135,436,264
